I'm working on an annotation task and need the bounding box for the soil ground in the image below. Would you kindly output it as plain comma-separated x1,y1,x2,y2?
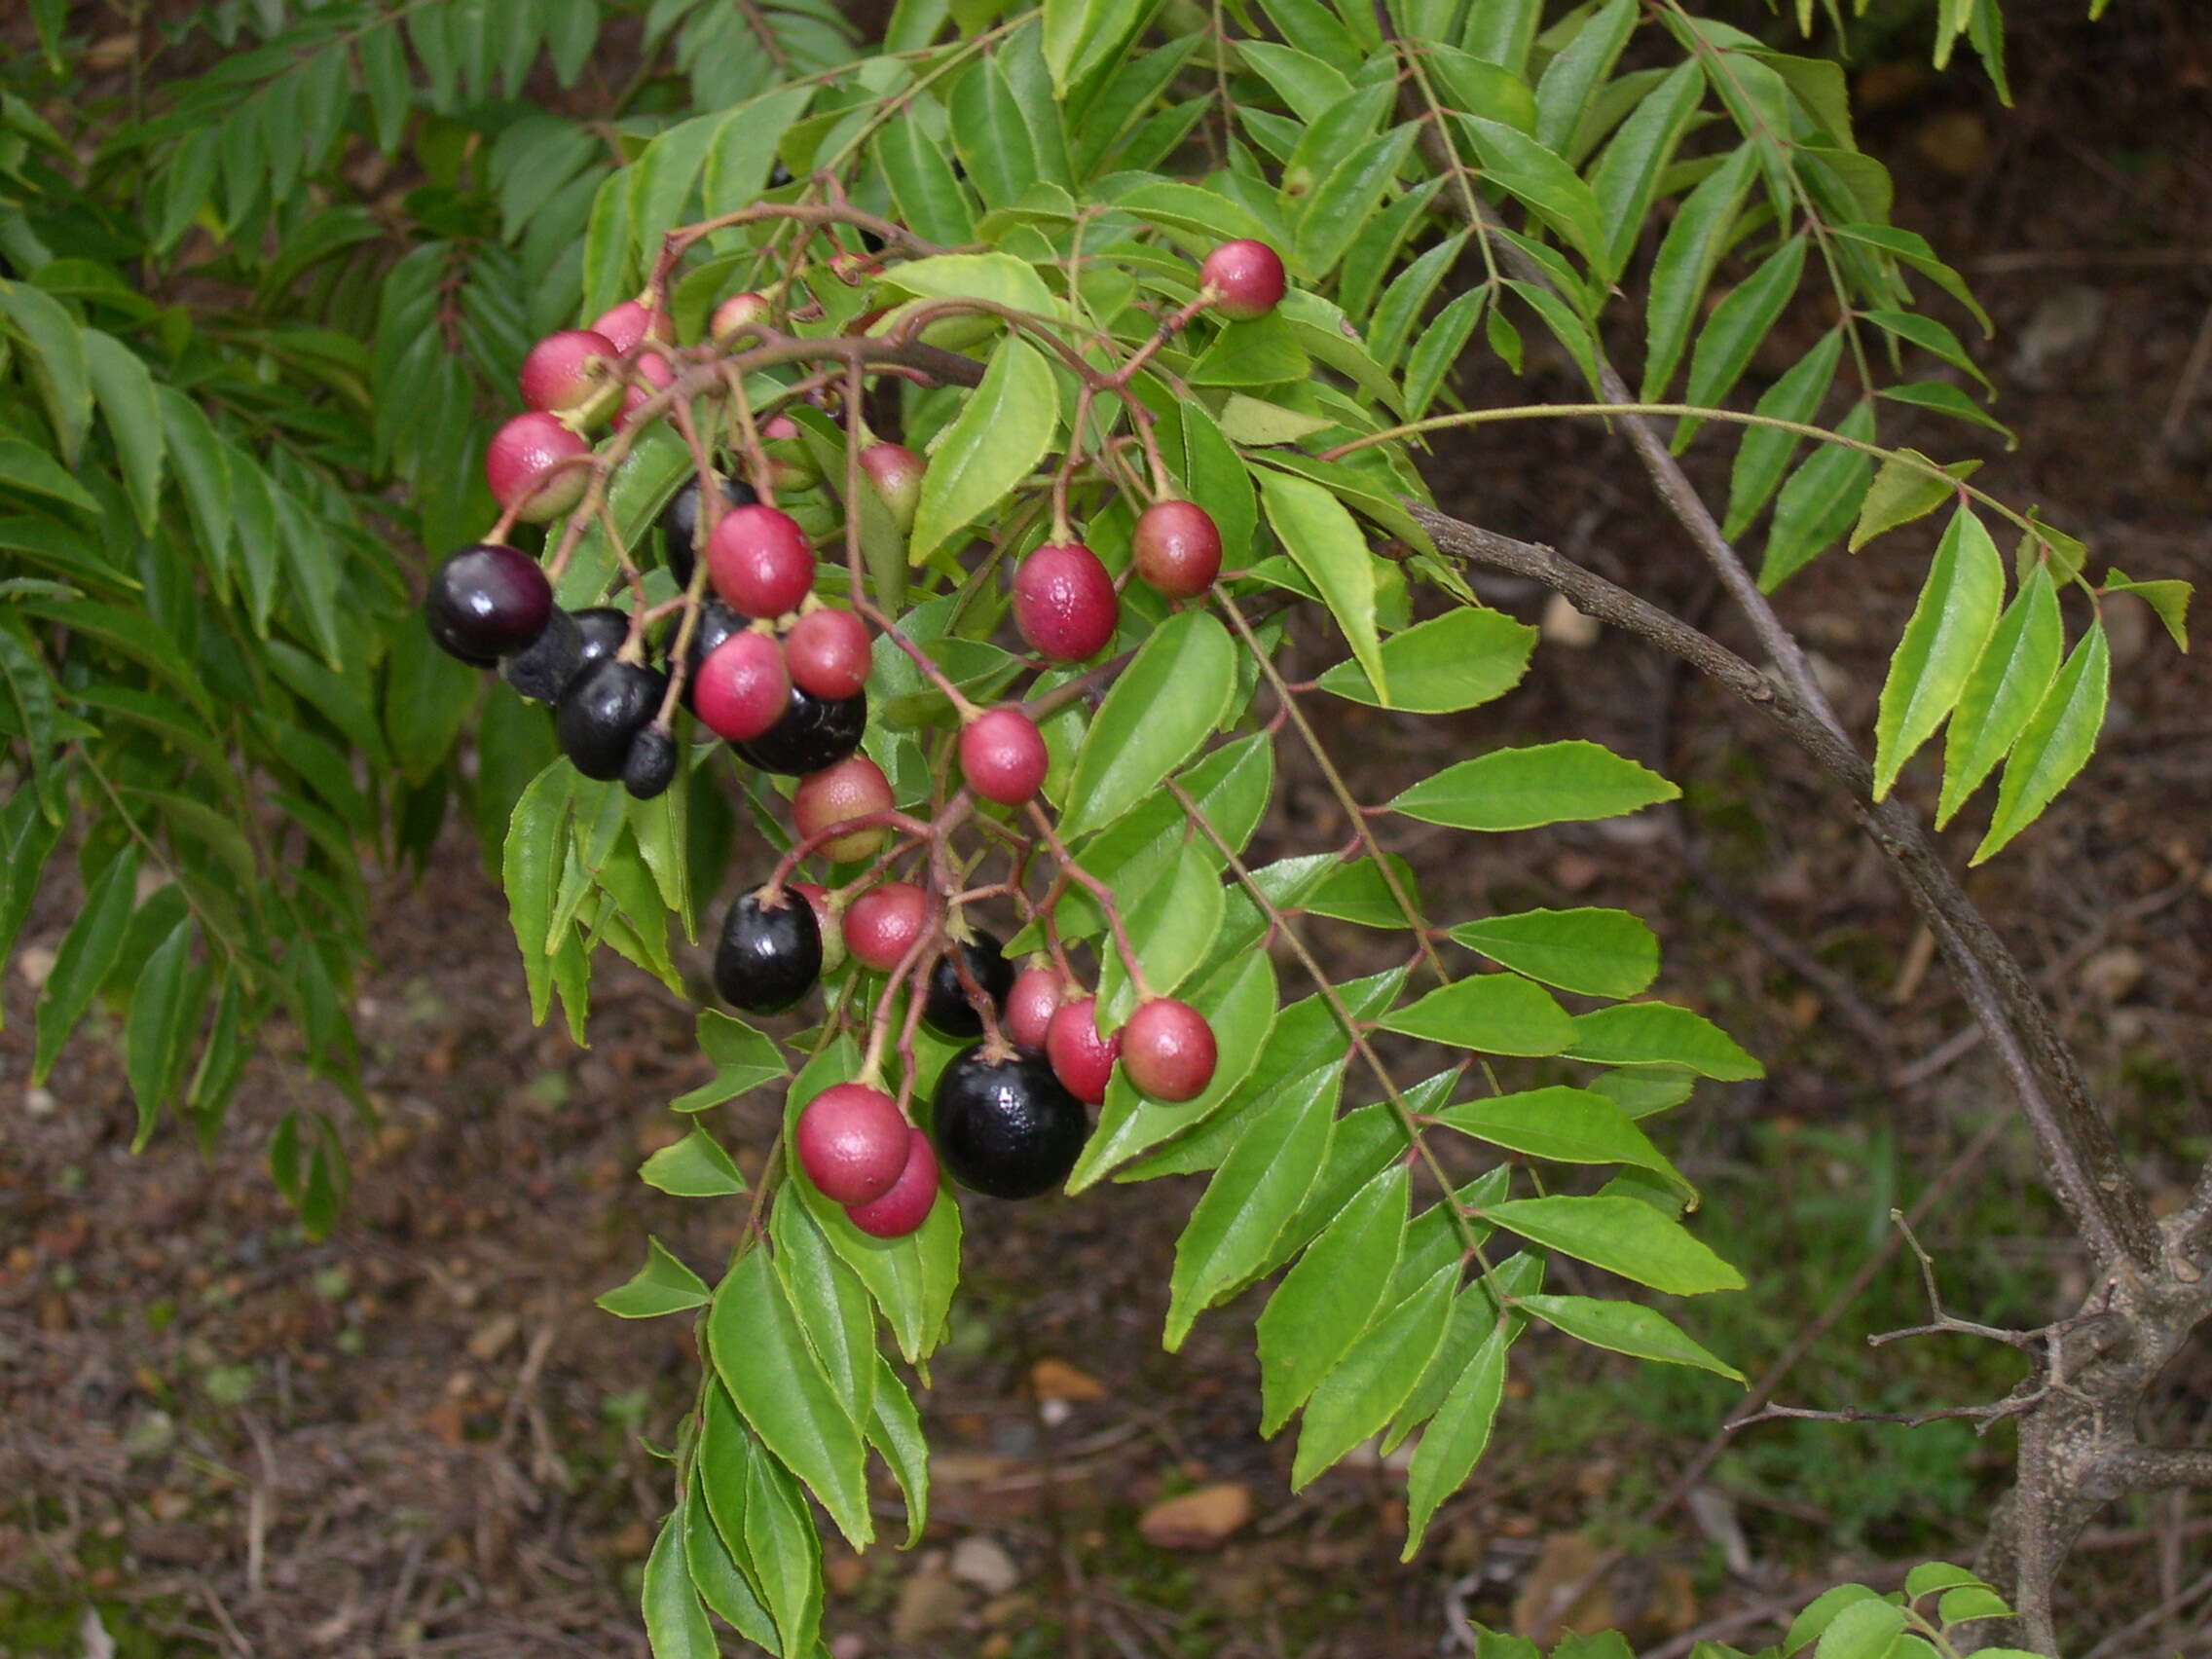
5,4,2211,1656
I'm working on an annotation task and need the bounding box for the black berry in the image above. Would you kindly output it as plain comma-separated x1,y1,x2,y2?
661,475,757,591
555,657,666,781
425,543,553,665
932,1047,1088,1200
732,684,867,776
622,724,678,800
571,606,632,685
499,605,581,702
923,931,1015,1040
714,885,823,1014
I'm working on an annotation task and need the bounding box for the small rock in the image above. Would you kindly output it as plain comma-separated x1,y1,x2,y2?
950,1536,1020,1596
2079,946,2144,1003
890,1569,967,1642
18,944,55,989
466,1312,521,1364
24,1087,56,1119
1539,592,1600,647
1137,1482,1251,1550
1029,1357,1105,1402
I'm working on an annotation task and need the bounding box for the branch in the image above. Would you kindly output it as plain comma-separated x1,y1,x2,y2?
1405,502,2161,1277
2092,1446,2212,1493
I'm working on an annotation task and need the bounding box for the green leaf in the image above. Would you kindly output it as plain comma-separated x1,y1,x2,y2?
1256,1164,1407,1434
596,1237,710,1318
880,107,977,247
908,335,1056,563
1678,236,1808,441
1302,855,1422,929
1381,975,1574,1056
1404,285,1489,417
1851,451,1975,552
698,1388,823,1659
32,848,138,1085
641,1508,715,1659
639,1127,747,1198
1722,327,1844,537
1389,740,1677,830
866,1356,931,1548
384,614,477,782
1815,1598,1907,1659
1759,401,1877,590
1297,124,1421,282
770,1198,877,1428
1436,1088,1684,1189
1972,623,2109,865
125,919,201,1149
1447,907,1657,998
0,278,92,464
1864,309,1990,391
1879,379,2013,441
1402,1319,1510,1558
2101,567,2192,651
1903,1563,1986,1600
80,331,165,535
1873,506,2007,798
0,437,100,514
707,1248,873,1548
1290,1261,1456,1489
1455,114,1604,265
1100,841,1225,1023
1590,59,1704,282
1164,1065,1339,1350
0,786,65,994
671,1009,790,1111
503,763,571,1027
885,251,1059,318
1785,1585,1883,1655
1059,609,1235,840
1258,467,1386,702
948,58,1037,210
1643,141,1760,400
1483,1195,1741,1294
1936,565,2062,827
1936,1586,2012,1625
1534,0,1639,155
1565,1002,1762,1080
1518,1293,1744,1381
1235,40,1350,122
682,1479,780,1649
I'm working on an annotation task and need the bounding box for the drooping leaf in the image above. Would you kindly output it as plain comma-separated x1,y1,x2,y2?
1972,623,2110,865
1290,1261,1456,1490
1518,1293,1744,1381
909,335,1057,563
1258,467,1386,703
1873,506,2006,798
1060,609,1235,840
1255,1164,1407,1434
597,1237,711,1319
1401,1319,1510,1558
1483,1195,1742,1294
1390,741,1677,830
1936,564,2062,827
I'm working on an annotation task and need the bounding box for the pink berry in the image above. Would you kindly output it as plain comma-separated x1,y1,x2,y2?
1131,499,1224,599
1012,542,1118,662
1121,998,1217,1103
858,442,925,534
712,291,770,347
795,1083,911,1205
845,1128,940,1238
784,608,872,700
485,412,590,524
1004,967,1068,1053
610,349,676,433
959,707,1049,807
1199,240,1286,321
692,630,790,742
1046,997,1119,1107
518,329,618,423
591,298,672,353
842,881,928,973
708,504,815,619
793,754,893,864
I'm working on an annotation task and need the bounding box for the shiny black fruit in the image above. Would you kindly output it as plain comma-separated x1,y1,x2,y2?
932,1047,1087,1199
923,931,1015,1039
732,684,867,775
622,724,678,800
555,657,666,781
661,475,758,591
425,543,552,664
499,605,581,702
571,607,631,688
714,885,822,1014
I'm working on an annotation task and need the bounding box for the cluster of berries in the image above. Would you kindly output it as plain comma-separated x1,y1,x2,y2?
421,231,1291,1235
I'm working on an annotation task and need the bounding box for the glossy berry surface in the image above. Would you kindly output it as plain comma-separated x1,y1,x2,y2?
555,658,665,781
793,753,893,864
922,931,1014,1039
845,1129,939,1238
571,607,632,683
661,475,758,591
713,886,822,1014
959,707,1049,807
933,1047,1088,1200
842,882,927,974
784,608,872,701
1013,542,1118,662
1130,499,1224,599
590,298,671,353
1045,997,1120,1106
692,631,790,743
1004,967,1068,1053
498,605,582,701
485,412,590,524
621,724,678,800
708,504,816,619
517,329,617,423
1199,239,1286,321
611,350,675,433
1121,998,1218,1102
733,685,867,775
795,1084,911,1205
711,290,770,347
426,543,553,665
790,882,837,966
858,442,924,534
